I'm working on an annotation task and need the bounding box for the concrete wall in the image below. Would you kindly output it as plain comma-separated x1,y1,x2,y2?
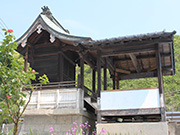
20,110,96,135
168,122,180,135
97,122,168,135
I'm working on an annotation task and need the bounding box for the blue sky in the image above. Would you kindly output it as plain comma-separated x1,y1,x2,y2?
0,0,179,41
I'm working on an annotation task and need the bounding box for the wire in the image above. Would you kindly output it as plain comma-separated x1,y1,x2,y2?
0,18,8,29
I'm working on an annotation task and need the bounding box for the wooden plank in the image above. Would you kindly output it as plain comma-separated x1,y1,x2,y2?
34,52,60,57
129,54,141,73
116,68,131,74
100,108,161,117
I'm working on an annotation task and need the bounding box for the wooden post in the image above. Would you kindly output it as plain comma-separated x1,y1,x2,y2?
156,44,166,122
116,75,119,89
59,53,64,82
24,46,28,72
77,74,81,88
92,69,96,92
97,50,101,123
80,57,84,88
104,58,107,90
113,71,116,90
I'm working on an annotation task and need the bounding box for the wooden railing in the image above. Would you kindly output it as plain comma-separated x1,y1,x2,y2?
29,81,77,90
26,88,82,109
83,86,97,102
25,79,98,109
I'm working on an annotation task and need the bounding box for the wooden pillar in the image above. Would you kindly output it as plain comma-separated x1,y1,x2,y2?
80,57,84,88
92,69,96,92
24,46,28,72
156,44,166,122
104,58,107,90
113,71,116,90
30,44,34,68
116,75,119,89
59,53,64,82
97,50,101,123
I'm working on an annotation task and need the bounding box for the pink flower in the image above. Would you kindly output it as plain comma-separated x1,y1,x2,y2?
7,95,12,99
92,130,96,135
101,128,107,133
49,126,54,133
54,133,56,135
32,69,36,73
7,29,13,33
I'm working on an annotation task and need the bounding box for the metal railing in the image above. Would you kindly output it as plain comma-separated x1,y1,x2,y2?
166,112,180,123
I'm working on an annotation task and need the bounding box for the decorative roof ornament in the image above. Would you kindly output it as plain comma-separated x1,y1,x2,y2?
41,6,53,19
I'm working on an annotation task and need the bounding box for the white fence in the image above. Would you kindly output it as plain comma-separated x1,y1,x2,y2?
26,88,83,109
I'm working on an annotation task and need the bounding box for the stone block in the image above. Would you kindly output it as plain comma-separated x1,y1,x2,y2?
97,122,168,135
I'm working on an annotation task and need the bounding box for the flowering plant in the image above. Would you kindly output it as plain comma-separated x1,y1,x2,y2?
66,121,96,135
0,29,49,135
49,125,56,135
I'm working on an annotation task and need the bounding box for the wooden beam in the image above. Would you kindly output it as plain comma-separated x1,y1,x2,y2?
119,71,156,80
129,54,141,73
62,52,76,66
156,44,166,122
116,68,131,74
89,38,172,51
147,66,157,72
100,108,161,117
34,52,60,57
34,43,58,49
101,45,155,57
84,52,96,69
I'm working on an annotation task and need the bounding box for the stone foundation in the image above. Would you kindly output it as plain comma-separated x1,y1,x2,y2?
97,122,168,135
20,109,96,135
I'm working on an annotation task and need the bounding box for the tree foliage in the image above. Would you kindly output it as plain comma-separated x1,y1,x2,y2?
0,29,49,135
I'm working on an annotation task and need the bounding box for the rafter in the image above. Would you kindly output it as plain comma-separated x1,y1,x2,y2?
129,54,141,73
116,68,131,74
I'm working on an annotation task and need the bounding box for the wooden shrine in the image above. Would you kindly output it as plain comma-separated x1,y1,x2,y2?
16,6,176,129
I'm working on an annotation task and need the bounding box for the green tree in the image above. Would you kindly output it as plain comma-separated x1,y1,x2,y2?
0,29,49,135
